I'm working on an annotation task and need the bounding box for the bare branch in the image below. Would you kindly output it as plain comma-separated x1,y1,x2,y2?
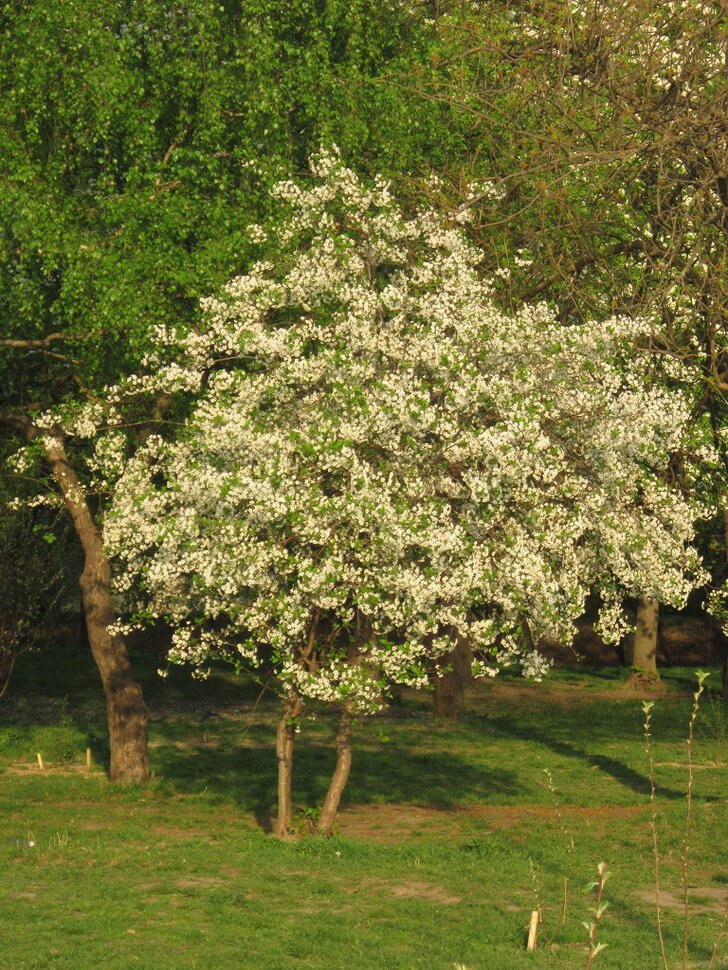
0,333,71,349
523,240,649,299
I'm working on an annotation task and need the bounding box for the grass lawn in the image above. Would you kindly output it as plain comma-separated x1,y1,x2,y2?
1,644,727,969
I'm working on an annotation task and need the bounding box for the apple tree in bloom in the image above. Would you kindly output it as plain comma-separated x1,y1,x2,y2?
102,150,705,833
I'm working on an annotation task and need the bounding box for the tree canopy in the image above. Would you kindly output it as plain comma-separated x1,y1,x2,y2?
78,153,709,822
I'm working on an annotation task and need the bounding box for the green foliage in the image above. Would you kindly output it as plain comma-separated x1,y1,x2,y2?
0,0,466,397
0,481,81,692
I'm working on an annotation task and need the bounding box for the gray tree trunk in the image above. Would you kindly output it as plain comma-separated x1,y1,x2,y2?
433,636,471,719
274,691,301,836
317,704,353,836
625,596,660,685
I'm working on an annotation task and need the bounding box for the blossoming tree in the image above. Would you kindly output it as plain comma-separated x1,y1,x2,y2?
414,0,727,683
102,151,704,833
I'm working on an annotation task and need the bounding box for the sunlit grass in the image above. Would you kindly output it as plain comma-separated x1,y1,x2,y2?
1,643,726,969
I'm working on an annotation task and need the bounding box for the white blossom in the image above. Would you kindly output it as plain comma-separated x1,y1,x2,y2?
101,151,706,711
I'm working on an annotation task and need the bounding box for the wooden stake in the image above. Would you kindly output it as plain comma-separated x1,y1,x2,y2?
526,908,540,951
86,747,92,770
36,752,44,770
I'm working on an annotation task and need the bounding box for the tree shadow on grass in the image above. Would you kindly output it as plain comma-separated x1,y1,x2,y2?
150,721,520,832
483,716,688,800
613,894,723,967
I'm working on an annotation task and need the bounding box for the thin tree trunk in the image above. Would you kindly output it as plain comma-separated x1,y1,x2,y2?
44,435,149,782
0,650,15,700
720,507,728,696
317,704,353,836
275,691,301,837
625,597,660,686
433,636,471,719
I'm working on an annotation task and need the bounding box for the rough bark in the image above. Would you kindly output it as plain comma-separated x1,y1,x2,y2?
0,411,150,781
625,596,660,686
317,704,353,836
722,509,728,701
42,435,150,782
274,691,301,837
433,636,472,719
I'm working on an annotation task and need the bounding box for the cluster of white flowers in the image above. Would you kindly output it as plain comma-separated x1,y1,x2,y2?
550,0,726,94
6,492,64,512
6,448,37,476
101,150,705,712
87,432,128,484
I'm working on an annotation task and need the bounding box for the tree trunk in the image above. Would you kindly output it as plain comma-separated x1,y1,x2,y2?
625,597,660,686
317,704,353,836
274,691,301,836
433,637,471,719
44,435,149,783
722,508,728,701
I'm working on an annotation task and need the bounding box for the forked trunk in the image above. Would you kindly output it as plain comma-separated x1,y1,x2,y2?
45,435,149,783
275,691,301,836
433,637,471,720
625,596,660,686
317,704,353,836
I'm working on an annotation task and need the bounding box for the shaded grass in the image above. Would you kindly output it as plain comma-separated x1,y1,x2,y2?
1,642,727,969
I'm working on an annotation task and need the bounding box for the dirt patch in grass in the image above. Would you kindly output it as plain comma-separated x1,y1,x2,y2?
337,803,454,840
335,802,646,842
634,887,728,914
5,763,102,776
153,825,210,839
467,682,680,711
356,877,461,905
176,876,227,889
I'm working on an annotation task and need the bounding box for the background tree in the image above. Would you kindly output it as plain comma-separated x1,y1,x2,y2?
398,0,727,680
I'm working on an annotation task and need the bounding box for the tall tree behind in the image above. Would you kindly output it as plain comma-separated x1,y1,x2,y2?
403,0,727,675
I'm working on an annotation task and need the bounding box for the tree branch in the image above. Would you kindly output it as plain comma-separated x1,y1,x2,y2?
0,333,83,364
0,409,39,441
0,333,70,349
523,239,651,299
